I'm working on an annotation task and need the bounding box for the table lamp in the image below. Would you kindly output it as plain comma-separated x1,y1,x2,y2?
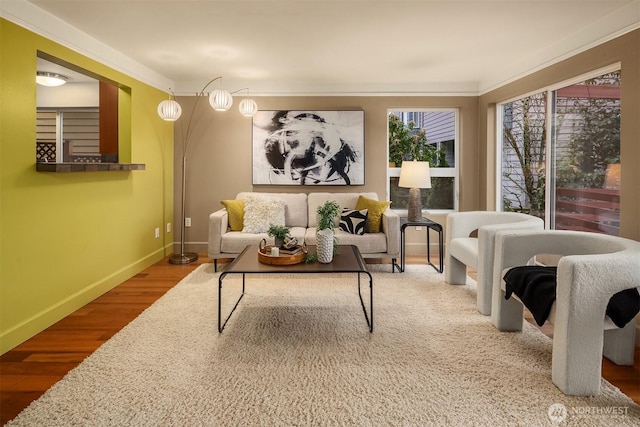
399,160,431,222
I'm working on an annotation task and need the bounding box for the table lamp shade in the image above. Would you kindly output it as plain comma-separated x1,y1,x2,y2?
399,161,431,189
399,161,431,222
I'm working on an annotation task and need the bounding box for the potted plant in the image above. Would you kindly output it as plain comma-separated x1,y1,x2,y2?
315,201,340,263
267,224,290,248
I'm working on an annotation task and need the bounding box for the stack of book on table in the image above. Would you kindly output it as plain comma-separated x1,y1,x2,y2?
279,246,304,256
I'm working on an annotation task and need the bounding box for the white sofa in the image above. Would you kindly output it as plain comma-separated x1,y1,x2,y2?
445,211,544,315
208,192,400,271
491,229,640,395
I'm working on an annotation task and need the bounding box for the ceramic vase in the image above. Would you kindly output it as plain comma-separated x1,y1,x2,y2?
316,228,334,263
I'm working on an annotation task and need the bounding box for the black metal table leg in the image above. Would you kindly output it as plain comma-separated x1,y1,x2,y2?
438,227,444,273
357,271,374,332
425,223,444,273
218,272,246,333
426,225,432,268
400,223,407,272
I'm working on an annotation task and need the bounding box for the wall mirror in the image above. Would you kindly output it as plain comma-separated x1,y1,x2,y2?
36,52,122,164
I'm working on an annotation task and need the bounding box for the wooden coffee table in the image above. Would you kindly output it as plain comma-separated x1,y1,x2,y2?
218,245,373,333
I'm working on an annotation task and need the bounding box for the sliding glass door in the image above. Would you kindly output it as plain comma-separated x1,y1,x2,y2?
499,68,621,236
550,71,621,235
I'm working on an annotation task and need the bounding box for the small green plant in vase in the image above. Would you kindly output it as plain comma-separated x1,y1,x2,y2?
317,200,340,231
267,224,290,248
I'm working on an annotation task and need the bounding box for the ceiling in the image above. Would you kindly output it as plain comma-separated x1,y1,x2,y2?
21,0,640,94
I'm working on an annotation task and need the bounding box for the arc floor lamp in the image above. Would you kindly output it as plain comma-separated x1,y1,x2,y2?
158,77,258,264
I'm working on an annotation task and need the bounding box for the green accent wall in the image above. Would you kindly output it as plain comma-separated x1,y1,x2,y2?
0,19,175,354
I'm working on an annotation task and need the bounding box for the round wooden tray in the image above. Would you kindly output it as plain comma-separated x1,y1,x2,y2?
258,243,307,265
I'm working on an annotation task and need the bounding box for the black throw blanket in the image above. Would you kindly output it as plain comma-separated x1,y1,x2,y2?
503,266,640,328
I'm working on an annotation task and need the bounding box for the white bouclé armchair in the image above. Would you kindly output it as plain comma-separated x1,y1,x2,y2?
444,211,544,315
491,229,640,396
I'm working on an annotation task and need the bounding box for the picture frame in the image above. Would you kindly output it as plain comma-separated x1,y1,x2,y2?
252,110,365,185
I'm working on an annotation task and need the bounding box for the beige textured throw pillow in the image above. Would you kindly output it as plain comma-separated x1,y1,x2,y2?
241,194,286,233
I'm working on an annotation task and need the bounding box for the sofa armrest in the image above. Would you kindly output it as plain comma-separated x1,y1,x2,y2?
208,209,229,256
381,209,400,257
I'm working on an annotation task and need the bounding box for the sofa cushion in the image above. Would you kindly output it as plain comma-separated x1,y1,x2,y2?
221,227,307,254
237,192,308,227
355,195,391,233
339,208,367,235
305,228,388,253
241,194,286,233
220,199,244,231
307,192,379,227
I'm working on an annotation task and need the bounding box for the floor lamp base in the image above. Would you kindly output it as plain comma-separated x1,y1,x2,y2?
168,252,199,265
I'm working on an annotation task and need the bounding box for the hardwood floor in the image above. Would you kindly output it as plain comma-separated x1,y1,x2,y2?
1,255,638,424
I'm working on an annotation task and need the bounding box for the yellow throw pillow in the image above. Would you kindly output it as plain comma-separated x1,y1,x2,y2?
220,199,244,231
355,196,391,233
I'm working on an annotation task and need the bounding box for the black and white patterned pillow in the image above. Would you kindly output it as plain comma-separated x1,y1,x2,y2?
339,208,368,235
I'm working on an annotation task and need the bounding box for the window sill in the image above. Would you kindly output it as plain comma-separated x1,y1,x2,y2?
36,163,146,172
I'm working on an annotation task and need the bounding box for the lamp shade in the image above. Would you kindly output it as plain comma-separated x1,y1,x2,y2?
157,99,183,121
398,161,432,189
239,98,258,117
209,89,233,111
36,71,68,87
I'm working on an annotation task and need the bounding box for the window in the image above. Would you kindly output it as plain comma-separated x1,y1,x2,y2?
36,108,100,162
499,67,621,235
388,109,458,213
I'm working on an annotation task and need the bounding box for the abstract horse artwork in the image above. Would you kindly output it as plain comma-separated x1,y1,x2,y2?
252,111,365,185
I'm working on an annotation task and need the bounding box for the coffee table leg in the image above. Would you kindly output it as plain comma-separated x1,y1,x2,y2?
218,272,246,333
357,272,374,332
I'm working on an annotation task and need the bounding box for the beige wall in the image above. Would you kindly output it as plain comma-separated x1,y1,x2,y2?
478,29,640,241
175,96,479,253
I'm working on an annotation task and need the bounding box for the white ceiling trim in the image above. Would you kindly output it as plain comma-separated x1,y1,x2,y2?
1,0,174,92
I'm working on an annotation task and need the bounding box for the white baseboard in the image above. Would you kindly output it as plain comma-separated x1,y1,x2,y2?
400,242,437,256
182,241,209,254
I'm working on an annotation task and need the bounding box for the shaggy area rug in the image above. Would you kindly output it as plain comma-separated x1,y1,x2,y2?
7,264,640,426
